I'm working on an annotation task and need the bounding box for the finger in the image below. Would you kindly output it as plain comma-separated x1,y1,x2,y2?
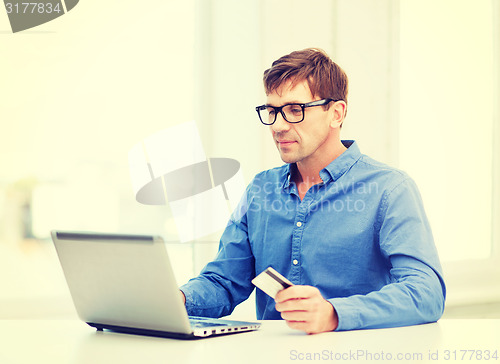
285,320,317,334
275,297,310,312
280,310,310,322
285,318,327,335
275,285,317,303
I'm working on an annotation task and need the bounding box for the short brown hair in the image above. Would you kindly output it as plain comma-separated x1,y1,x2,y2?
263,48,348,105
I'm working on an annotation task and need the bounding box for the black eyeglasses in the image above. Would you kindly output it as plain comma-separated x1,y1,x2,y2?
255,98,337,125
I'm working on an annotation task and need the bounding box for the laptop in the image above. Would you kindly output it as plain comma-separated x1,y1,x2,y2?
51,230,260,339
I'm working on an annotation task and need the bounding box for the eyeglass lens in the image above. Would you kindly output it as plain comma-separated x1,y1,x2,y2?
260,104,303,124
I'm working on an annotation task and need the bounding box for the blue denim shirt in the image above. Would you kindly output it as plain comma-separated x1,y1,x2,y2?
180,140,446,330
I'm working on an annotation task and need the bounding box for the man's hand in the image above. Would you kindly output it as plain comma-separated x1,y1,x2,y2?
275,285,338,334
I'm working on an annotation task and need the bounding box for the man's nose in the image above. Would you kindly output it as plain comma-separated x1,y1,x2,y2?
271,111,290,133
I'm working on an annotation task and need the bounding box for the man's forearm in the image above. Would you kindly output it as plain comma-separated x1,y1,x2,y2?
329,263,445,331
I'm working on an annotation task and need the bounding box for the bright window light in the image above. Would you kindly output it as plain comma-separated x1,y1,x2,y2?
400,0,494,261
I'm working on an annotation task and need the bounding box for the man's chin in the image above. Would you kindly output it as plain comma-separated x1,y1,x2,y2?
279,153,298,164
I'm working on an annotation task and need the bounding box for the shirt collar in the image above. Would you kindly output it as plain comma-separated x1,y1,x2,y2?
282,164,293,189
282,140,361,189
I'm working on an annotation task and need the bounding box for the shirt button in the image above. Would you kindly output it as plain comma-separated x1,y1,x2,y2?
292,259,299,265
296,222,302,227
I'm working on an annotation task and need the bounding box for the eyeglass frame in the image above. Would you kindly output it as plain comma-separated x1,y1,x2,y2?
255,98,340,125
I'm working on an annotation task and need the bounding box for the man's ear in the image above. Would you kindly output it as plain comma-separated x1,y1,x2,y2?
329,101,347,128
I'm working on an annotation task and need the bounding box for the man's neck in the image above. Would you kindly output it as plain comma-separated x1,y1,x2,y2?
292,139,347,200
294,139,347,185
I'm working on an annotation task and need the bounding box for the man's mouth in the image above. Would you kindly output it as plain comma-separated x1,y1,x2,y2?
276,140,296,146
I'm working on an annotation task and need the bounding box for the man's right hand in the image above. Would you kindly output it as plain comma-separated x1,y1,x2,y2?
275,285,338,334
180,290,186,305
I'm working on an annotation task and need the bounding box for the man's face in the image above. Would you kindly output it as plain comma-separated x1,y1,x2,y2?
267,80,334,165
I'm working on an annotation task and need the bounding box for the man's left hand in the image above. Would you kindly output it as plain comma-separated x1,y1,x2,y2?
275,285,338,334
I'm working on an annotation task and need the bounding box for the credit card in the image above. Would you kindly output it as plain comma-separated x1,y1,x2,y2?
251,267,293,298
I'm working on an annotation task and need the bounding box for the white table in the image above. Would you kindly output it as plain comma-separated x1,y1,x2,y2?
0,319,499,363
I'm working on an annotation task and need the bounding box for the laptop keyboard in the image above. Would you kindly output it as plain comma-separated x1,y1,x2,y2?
189,318,227,328
189,319,227,328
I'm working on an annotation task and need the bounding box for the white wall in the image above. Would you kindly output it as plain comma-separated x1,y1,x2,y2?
398,0,500,305
0,0,199,311
0,0,498,317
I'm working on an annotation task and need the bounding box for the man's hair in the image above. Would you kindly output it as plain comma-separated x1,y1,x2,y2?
263,48,348,107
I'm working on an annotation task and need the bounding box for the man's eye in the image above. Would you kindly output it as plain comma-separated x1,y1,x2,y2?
289,106,302,115
266,108,276,116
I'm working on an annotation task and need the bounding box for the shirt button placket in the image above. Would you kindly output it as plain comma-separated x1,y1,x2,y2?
291,215,305,282
292,194,314,283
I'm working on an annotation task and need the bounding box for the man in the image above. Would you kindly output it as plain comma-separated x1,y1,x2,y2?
180,48,445,334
